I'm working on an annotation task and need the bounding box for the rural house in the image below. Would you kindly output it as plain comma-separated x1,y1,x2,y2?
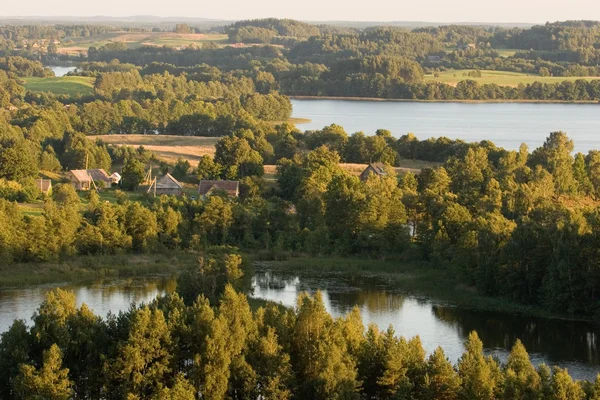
359,163,388,181
198,180,240,198
35,179,52,195
67,169,111,190
110,172,122,185
154,173,183,196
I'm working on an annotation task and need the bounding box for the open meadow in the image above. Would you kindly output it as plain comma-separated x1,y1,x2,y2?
91,134,221,164
22,76,95,96
56,32,230,55
425,69,600,87
93,134,439,177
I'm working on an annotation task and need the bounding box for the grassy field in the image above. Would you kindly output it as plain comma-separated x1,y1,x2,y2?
92,134,439,179
91,134,221,164
425,69,600,87
0,253,197,287
57,32,229,55
22,76,95,96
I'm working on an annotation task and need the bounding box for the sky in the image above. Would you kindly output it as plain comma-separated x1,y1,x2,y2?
3,0,600,23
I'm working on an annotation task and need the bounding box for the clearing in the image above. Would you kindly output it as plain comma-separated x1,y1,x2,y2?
92,134,439,176
57,32,229,55
425,69,600,87
22,76,95,96
90,134,221,164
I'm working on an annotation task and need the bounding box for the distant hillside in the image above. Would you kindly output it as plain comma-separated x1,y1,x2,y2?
0,16,535,30
305,20,536,29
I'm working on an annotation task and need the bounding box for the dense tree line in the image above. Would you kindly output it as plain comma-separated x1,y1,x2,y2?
0,56,53,77
0,260,598,399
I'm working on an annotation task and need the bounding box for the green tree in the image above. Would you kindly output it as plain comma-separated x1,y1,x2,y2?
457,331,502,400
121,157,146,191
421,347,461,400
172,157,191,180
125,202,158,251
531,132,576,195
15,344,72,400
197,155,222,180
112,307,172,398
503,339,541,400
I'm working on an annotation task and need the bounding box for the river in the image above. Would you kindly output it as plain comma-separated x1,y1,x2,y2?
1,273,597,380
291,99,600,153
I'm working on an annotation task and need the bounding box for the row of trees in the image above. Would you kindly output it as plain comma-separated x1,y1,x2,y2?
0,258,597,399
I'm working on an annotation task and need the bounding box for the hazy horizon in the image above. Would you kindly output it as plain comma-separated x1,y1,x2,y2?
3,0,600,24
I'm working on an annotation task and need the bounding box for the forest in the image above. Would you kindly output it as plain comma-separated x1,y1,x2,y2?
3,17,600,399
4,19,600,100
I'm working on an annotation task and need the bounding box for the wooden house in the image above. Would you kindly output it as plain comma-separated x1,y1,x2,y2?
67,169,111,190
67,170,92,191
359,163,388,181
198,180,240,198
154,173,183,196
35,179,52,195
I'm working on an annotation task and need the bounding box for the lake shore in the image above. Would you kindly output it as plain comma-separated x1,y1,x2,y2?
290,95,600,104
0,253,198,288
252,255,598,324
3,252,596,324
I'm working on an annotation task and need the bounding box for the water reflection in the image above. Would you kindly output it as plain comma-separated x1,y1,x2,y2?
49,66,76,77
0,277,175,334
251,271,600,381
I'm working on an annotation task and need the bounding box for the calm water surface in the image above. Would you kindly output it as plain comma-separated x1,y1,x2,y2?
1,272,598,380
292,99,600,153
0,277,175,334
49,66,76,77
251,271,600,381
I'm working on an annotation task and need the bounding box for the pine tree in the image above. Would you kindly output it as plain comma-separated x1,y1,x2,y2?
421,347,461,400
549,367,585,400
152,374,196,400
457,331,501,400
15,344,73,400
503,339,541,400
247,327,294,399
112,307,172,398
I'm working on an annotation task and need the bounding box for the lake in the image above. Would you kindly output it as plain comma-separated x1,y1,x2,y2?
251,270,600,381
49,66,76,77
1,272,598,381
0,277,175,335
291,99,600,153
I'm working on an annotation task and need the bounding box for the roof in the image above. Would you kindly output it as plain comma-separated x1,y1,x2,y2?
156,173,183,189
68,170,92,182
35,179,52,192
88,169,110,181
110,172,121,179
198,180,239,197
367,163,387,175
69,169,110,182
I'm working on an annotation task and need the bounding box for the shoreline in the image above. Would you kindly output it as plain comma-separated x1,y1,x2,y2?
253,255,598,324
290,95,600,104
2,252,597,324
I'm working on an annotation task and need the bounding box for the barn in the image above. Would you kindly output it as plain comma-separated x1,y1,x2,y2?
155,173,183,196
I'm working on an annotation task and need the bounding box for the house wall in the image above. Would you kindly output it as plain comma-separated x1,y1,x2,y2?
156,188,182,196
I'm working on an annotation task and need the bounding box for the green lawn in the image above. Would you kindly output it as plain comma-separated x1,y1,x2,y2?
425,69,600,87
22,76,95,96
